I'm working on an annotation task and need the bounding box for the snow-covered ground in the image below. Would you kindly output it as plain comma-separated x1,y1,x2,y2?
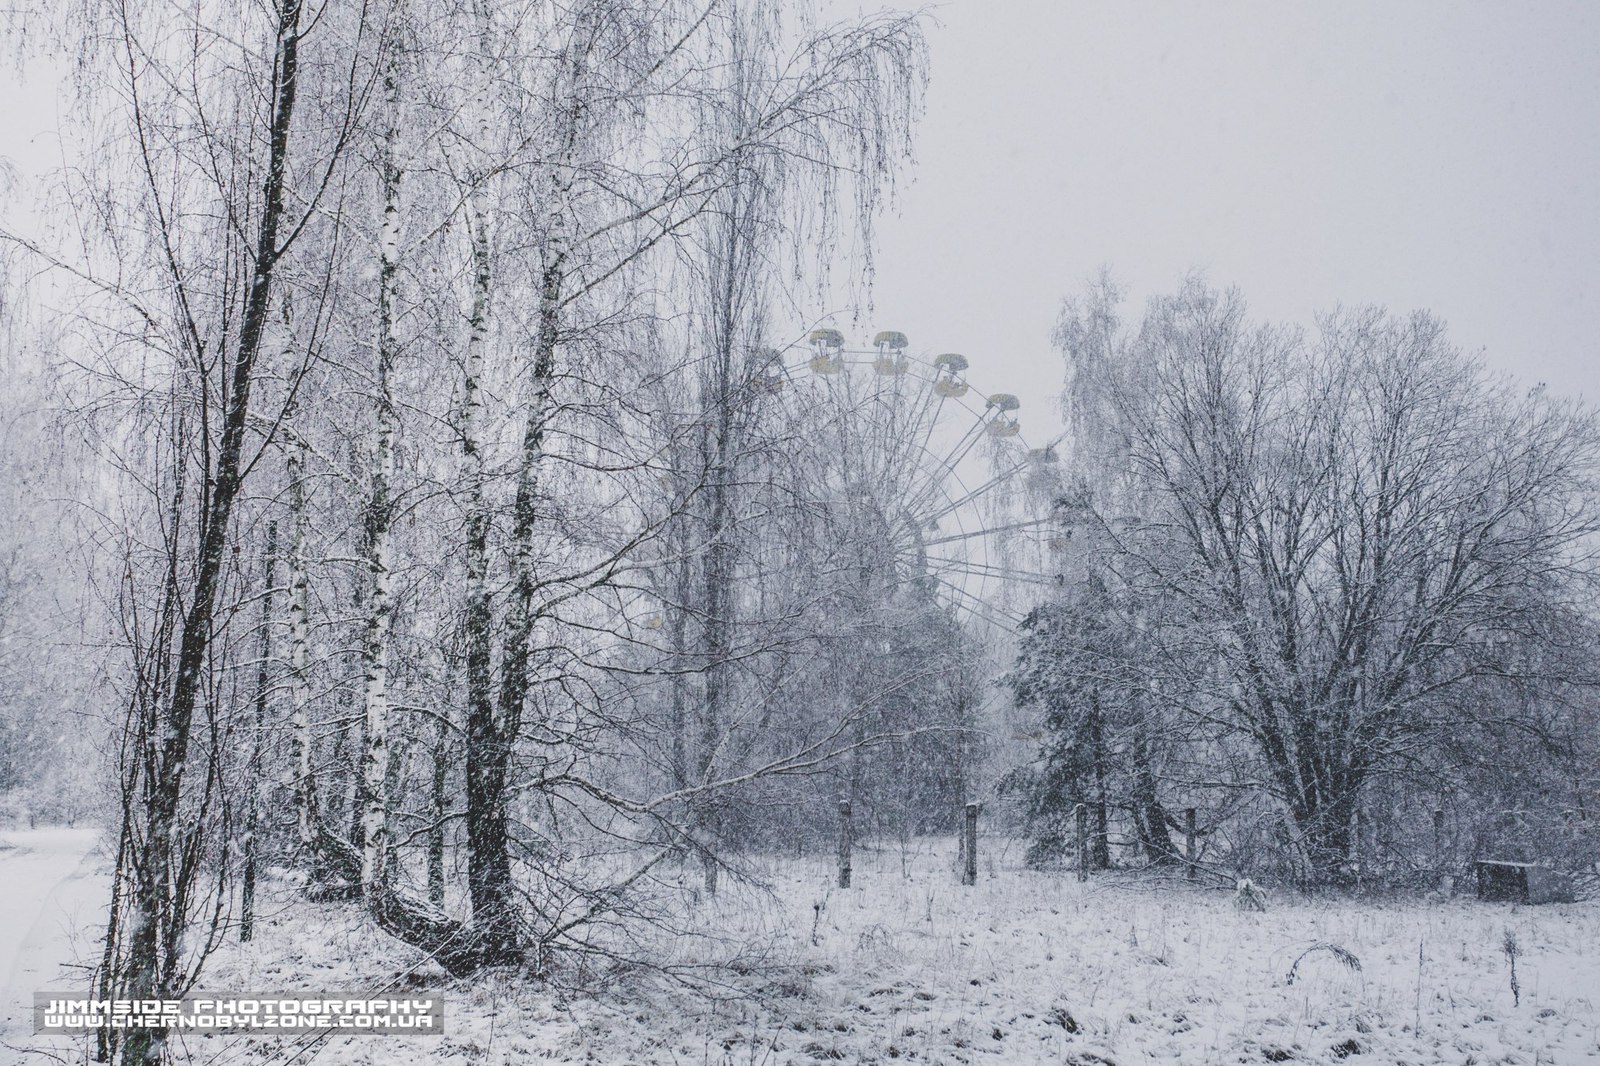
5,833,1596,1064
0,826,107,1060
183,837,1600,1066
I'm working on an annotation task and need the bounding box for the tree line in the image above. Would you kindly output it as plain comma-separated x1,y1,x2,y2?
1012,275,1600,887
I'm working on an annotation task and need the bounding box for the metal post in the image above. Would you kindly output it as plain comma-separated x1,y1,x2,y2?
1075,803,1089,883
1185,807,1197,880
1353,808,1364,889
1433,807,1447,893
962,802,979,886
837,800,852,888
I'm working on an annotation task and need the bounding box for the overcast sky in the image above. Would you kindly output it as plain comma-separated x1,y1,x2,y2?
857,0,1600,439
4,2,1598,443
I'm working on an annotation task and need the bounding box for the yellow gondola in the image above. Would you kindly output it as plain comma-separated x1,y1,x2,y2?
753,347,786,392
932,352,969,397
809,352,844,375
873,330,909,352
987,417,1021,438
808,328,845,350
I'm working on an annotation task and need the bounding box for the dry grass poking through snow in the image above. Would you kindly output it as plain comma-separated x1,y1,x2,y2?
197,837,1600,1066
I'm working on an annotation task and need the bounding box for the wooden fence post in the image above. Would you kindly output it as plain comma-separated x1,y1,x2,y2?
961,802,979,886
1185,807,1197,881
1075,803,1088,883
837,800,852,888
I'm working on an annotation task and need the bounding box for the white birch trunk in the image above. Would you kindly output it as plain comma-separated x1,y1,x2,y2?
288,433,315,851
461,191,489,655
361,41,402,898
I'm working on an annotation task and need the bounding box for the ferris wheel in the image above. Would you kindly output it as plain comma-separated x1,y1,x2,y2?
757,328,1067,633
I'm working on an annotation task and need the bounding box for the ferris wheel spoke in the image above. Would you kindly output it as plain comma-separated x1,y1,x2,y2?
920,515,1057,548
925,575,1027,629
921,556,1061,588
902,390,947,487
919,457,1033,527
901,430,987,525
907,418,991,510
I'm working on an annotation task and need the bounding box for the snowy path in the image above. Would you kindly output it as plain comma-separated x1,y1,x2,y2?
0,827,107,1051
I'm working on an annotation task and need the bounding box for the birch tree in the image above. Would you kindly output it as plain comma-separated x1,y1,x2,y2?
2,0,382,1056
358,10,406,904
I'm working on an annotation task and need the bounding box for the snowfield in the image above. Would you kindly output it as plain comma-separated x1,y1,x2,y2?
189,838,1598,1066
5,832,1598,1064
0,827,107,1060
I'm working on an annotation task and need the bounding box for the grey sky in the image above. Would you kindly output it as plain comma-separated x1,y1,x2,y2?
857,1,1600,439
5,2,1598,441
